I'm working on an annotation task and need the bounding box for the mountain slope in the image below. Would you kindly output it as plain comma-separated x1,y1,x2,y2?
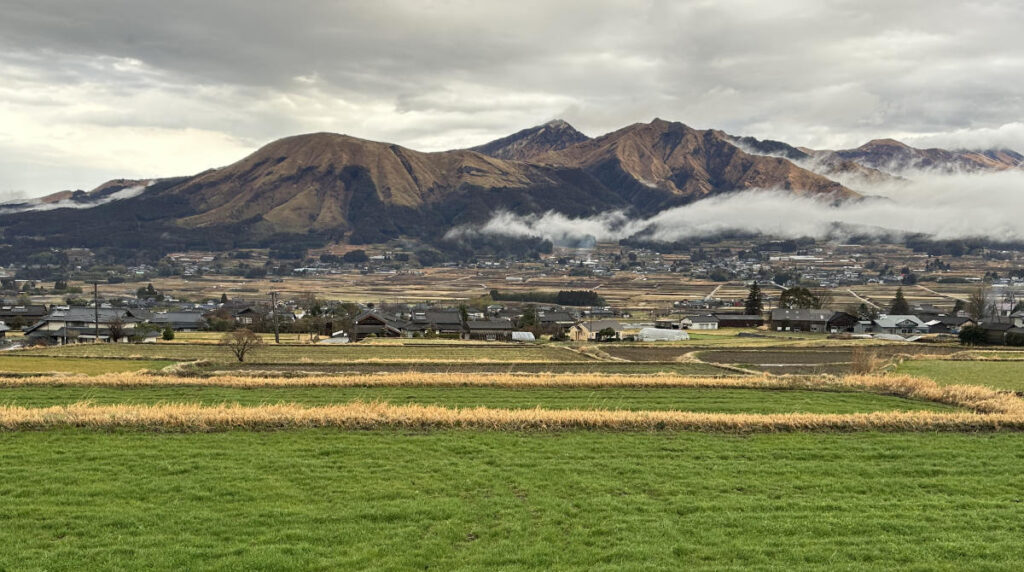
470,119,590,161
537,119,858,211
726,135,898,188
834,139,1024,174
164,132,632,243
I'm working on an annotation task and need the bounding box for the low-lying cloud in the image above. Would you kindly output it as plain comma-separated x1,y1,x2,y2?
448,170,1024,244
0,182,152,214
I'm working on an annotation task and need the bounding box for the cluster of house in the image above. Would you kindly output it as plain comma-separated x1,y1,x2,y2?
15,306,208,345
349,307,579,342
9,296,1024,346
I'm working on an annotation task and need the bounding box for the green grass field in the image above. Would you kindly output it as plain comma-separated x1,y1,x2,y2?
0,385,959,413
2,430,1023,570
895,360,1024,391
0,356,173,375
17,343,590,363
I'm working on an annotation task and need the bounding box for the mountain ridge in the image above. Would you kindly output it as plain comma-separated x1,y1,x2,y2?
1,118,1018,259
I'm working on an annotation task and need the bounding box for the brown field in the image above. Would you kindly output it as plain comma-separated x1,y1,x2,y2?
78,268,985,318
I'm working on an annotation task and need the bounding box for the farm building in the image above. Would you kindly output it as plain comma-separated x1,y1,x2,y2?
149,311,207,332
682,315,719,330
713,314,765,328
464,319,513,341
636,327,689,342
408,310,464,336
978,321,1019,345
770,309,858,333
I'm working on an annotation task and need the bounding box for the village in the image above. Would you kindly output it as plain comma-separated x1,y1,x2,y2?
4,277,1022,348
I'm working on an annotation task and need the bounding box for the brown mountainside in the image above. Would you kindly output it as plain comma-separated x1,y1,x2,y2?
172,133,560,233
536,119,857,207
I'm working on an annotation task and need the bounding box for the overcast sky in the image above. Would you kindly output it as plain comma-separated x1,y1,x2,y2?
2,0,1023,197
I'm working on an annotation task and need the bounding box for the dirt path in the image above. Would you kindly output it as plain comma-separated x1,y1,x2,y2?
847,288,881,309
917,284,967,302
704,284,723,301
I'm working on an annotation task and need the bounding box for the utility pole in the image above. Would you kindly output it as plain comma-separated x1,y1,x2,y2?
93,282,99,343
270,291,280,344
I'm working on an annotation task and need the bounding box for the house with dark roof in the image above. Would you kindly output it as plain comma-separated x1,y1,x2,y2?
770,309,833,332
538,311,575,328
0,304,48,328
919,314,975,334
464,319,513,341
713,314,766,328
23,307,142,344
150,311,208,332
979,321,1016,345
352,311,407,341
408,310,464,336
770,309,857,333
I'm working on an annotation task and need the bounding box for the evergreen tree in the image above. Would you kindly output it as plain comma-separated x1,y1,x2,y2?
743,283,764,315
890,287,911,314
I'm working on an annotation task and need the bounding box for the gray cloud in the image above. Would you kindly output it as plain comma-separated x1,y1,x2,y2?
1,0,1024,195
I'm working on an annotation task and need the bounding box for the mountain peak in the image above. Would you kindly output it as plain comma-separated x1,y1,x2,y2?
858,138,913,150
470,120,590,161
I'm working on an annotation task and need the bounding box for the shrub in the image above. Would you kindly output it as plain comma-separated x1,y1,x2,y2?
162,327,175,341
958,325,987,346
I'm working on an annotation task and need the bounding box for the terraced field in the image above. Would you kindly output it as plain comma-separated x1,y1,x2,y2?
4,337,1024,569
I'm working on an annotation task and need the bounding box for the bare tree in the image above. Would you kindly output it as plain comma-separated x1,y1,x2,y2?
967,284,995,322
813,288,835,310
221,328,264,362
106,317,126,343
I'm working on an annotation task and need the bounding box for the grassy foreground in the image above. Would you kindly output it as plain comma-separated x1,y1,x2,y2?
2,430,1024,570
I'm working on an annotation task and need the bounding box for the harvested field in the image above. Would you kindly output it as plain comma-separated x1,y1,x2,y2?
218,361,736,375
16,343,590,363
1,373,1020,431
0,385,956,414
1,402,1022,432
0,356,174,375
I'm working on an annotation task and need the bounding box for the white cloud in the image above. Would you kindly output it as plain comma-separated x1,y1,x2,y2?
454,170,1024,243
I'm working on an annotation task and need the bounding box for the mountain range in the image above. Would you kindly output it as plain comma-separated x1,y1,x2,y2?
1,118,1020,259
